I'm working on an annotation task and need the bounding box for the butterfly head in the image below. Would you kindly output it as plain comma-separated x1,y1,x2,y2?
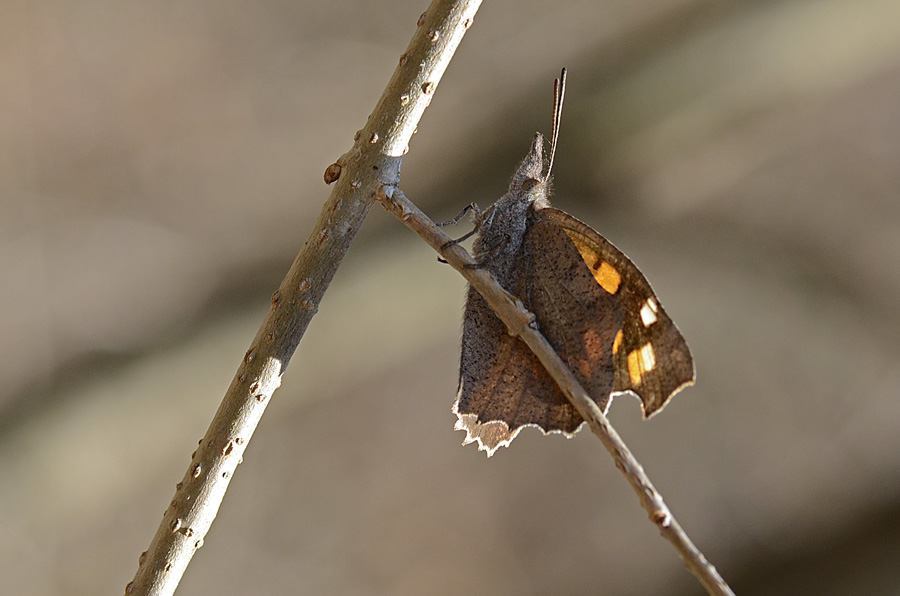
511,133,552,208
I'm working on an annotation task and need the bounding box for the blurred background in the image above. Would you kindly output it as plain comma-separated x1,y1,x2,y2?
2,0,900,594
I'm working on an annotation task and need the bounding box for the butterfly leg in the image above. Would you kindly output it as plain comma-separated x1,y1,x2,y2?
437,202,484,228
437,203,491,263
439,203,492,248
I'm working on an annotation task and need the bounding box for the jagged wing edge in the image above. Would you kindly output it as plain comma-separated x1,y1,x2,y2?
452,387,596,457
610,368,695,420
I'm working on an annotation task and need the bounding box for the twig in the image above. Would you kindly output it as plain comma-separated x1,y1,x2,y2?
125,1,482,595
377,187,735,596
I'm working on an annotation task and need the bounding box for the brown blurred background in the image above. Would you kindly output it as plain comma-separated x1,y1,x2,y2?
2,0,900,594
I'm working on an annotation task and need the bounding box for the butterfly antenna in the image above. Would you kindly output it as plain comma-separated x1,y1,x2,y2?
546,67,566,181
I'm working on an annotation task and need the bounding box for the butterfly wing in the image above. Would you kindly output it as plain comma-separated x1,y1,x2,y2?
455,212,624,454
455,288,570,455
539,207,695,417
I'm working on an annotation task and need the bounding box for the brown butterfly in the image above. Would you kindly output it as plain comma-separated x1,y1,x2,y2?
454,70,694,455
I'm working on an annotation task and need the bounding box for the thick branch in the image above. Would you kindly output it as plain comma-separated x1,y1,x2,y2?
126,2,482,595
378,187,735,596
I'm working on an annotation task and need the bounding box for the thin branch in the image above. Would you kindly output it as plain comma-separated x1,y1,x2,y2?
126,2,482,595
377,187,735,596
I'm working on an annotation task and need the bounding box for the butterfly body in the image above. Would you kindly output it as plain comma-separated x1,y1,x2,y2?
455,132,694,456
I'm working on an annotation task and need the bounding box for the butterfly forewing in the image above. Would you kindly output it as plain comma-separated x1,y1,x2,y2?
521,218,623,418
537,208,695,417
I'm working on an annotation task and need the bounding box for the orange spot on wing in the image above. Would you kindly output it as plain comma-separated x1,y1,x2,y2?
627,350,642,387
571,240,621,294
612,329,623,354
626,343,656,387
593,261,621,294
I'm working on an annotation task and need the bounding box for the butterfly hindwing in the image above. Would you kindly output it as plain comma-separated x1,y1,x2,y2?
456,286,566,453
538,207,695,417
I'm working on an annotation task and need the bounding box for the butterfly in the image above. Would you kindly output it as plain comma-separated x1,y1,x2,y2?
454,69,694,455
